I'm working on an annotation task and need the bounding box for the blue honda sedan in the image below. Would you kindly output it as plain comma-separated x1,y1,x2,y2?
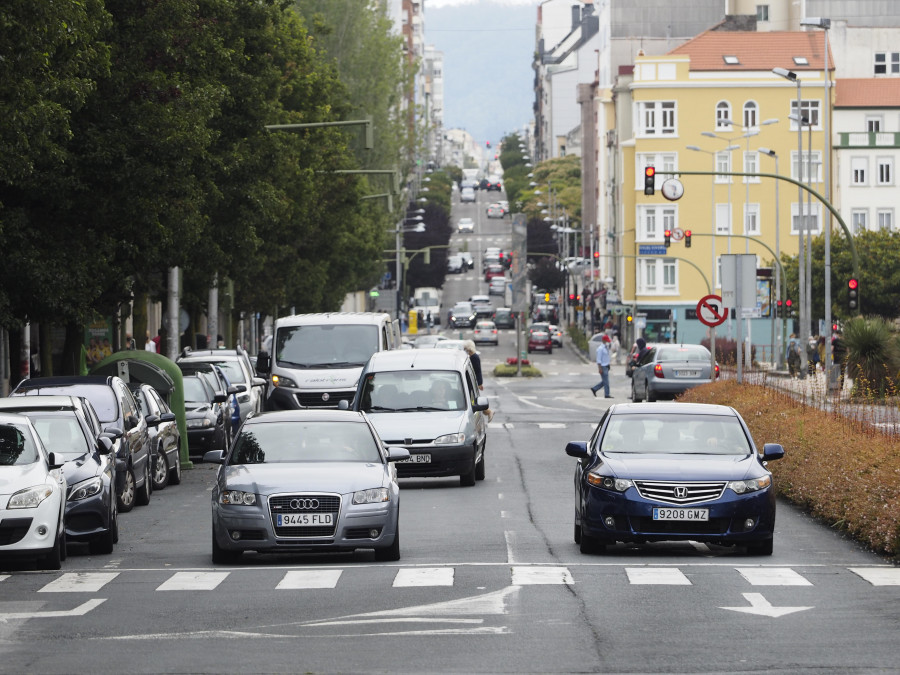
566,402,784,556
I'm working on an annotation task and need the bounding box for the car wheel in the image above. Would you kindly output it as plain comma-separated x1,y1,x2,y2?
548,348,553,354
746,538,774,556
39,528,63,571
475,442,486,481
112,501,119,543
579,525,606,555
574,522,581,544
631,379,643,403
212,530,242,565
135,460,151,506
117,466,136,513
646,384,657,403
152,447,169,491
459,452,477,487
169,443,182,486
90,516,116,555
374,530,400,562
59,526,67,562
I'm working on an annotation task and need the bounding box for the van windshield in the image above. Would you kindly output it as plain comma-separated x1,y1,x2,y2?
276,325,379,369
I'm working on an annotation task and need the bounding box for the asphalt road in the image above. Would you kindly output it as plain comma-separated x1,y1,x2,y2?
1,190,897,674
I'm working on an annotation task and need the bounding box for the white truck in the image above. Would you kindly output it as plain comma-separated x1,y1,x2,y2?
413,287,442,326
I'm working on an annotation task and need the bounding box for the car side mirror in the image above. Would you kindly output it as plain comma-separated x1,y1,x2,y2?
565,441,589,459
145,414,161,428
762,443,785,462
256,352,270,375
386,446,410,463
226,385,240,396
213,393,228,404
47,452,64,469
102,426,124,439
473,395,489,412
97,436,114,455
159,412,176,423
234,384,247,393
203,450,225,464
252,377,267,388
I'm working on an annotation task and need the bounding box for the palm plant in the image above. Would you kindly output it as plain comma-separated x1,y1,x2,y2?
842,316,900,399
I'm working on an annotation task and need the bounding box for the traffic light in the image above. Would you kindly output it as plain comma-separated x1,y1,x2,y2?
568,293,575,305
486,141,491,148
664,229,671,248
785,298,793,316
544,292,550,302
626,313,633,324
848,278,859,311
684,230,692,248
644,166,656,195
776,300,783,318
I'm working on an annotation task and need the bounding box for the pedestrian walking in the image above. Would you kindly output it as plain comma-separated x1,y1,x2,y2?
610,334,621,365
590,335,613,398
817,336,826,373
144,331,155,352
806,336,819,376
831,330,848,390
787,335,801,377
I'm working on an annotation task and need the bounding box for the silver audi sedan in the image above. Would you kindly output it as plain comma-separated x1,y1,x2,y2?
203,410,408,563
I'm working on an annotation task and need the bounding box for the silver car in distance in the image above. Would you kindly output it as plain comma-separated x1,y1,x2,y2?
204,410,409,563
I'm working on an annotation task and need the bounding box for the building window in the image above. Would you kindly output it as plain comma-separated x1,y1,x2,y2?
744,151,759,183
638,101,676,135
866,116,882,132
877,209,894,231
790,100,820,128
638,259,678,294
793,151,822,182
851,157,868,185
851,210,868,234
877,157,893,185
743,101,758,129
757,5,769,21
716,203,731,234
715,151,733,184
791,202,820,235
716,101,732,128
637,205,676,241
745,204,760,236
875,52,900,75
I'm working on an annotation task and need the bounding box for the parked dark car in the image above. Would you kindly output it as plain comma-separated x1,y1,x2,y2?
182,375,230,458
630,344,718,402
565,402,784,556
0,395,118,554
178,362,240,437
492,307,516,329
130,383,182,490
177,346,266,423
11,376,153,513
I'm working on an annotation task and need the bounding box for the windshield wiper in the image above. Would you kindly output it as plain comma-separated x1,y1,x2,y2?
367,405,398,412
393,406,444,412
321,361,366,369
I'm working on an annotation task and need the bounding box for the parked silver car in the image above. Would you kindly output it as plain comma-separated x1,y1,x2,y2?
204,410,408,563
630,344,718,402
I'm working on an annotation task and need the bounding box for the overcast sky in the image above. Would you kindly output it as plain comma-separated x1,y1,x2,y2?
424,0,541,146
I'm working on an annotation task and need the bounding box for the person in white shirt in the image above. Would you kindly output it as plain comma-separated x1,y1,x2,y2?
590,335,613,398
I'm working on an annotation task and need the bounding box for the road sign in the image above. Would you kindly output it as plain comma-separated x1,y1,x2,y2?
671,227,684,242
696,294,727,327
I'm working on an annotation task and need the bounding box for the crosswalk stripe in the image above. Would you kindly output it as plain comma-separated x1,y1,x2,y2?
38,572,119,593
276,570,342,590
0,575,8,583
393,567,454,587
626,568,692,585
156,572,229,592
537,423,566,429
736,568,812,586
511,566,573,585
849,568,900,586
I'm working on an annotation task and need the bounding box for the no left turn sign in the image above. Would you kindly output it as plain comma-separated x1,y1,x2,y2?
696,294,727,327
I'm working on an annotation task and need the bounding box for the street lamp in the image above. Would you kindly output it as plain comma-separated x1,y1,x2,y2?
773,65,809,378
801,16,834,383
759,147,785,370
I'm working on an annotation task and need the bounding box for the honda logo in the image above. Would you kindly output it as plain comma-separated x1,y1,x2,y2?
674,486,688,499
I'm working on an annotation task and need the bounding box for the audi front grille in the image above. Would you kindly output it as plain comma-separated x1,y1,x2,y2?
269,493,341,538
633,480,727,505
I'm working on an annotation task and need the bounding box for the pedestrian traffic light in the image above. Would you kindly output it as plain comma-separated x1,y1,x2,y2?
684,230,692,248
664,229,671,248
848,278,859,311
776,300,783,318
644,166,656,195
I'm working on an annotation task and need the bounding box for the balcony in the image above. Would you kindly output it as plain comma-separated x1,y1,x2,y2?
836,132,900,148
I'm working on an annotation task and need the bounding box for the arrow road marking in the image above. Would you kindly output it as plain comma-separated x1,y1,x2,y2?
721,593,813,617
0,598,106,622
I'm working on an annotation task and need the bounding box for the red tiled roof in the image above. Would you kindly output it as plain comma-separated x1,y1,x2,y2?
668,31,832,72
835,78,900,107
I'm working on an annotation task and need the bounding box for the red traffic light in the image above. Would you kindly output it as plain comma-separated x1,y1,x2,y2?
848,278,858,290
593,250,600,259
645,166,655,178
785,299,793,308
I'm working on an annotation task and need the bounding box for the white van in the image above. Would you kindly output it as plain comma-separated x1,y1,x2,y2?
413,287,442,325
256,313,399,410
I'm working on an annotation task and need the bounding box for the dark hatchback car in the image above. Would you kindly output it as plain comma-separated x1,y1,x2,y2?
492,307,516,329
182,375,230,458
565,402,784,556
11,376,153,513
179,362,240,438
527,329,553,354
0,395,118,554
130,383,181,491
448,302,477,329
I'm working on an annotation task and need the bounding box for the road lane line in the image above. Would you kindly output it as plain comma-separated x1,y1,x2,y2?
626,568,692,585
156,572,229,591
276,570,342,589
849,568,900,585
511,566,573,585
736,567,813,586
393,568,454,587
38,572,119,593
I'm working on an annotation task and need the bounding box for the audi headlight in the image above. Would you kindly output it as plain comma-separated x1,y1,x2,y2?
187,418,213,428
434,432,465,445
271,374,297,388
69,477,103,502
586,472,633,492
352,488,390,504
728,476,771,494
220,490,257,505
8,485,54,509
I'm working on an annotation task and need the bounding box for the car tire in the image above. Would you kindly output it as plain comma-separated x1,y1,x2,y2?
39,529,63,571
475,443,486,481
117,466,136,513
631,379,643,403
374,530,400,562
152,447,169,491
112,501,119,543
90,518,116,555
746,538,774,556
579,526,606,555
548,348,553,355
574,522,581,544
212,530,241,565
646,384,657,403
169,443,182,486
135,461,151,506
459,453,477,487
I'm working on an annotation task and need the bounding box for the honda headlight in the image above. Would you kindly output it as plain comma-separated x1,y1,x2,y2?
69,477,103,502
434,433,465,445
220,490,257,505
8,485,54,509
728,476,771,494
352,488,390,504
586,472,633,492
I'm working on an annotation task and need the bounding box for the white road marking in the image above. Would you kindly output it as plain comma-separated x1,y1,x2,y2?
393,568,454,587
511,566,573,585
38,572,119,593
156,571,229,591
626,568,692,585
849,567,900,585
0,598,106,620
736,568,812,586
0,575,8,583
720,592,813,617
504,530,517,564
500,510,510,518
537,423,566,429
502,423,515,429
276,570,342,590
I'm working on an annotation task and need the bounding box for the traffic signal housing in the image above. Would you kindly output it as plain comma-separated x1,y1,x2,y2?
644,166,655,195
848,278,859,311
664,229,671,248
776,299,783,318
684,230,692,248
785,298,793,317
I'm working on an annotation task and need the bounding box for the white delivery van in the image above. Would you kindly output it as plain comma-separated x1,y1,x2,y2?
413,287,442,325
255,313,399,410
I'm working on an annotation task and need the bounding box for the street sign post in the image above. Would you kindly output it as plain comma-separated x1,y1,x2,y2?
696,294,727,328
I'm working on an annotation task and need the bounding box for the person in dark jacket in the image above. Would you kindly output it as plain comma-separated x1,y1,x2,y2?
464,340,493,422
631,337,650,366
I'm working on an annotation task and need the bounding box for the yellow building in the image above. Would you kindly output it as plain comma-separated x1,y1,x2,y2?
618,30,830,359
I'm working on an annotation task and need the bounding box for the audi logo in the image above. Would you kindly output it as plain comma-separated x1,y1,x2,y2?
289,498,320,510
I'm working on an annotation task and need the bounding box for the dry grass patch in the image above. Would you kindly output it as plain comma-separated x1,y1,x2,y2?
679,380,900,558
